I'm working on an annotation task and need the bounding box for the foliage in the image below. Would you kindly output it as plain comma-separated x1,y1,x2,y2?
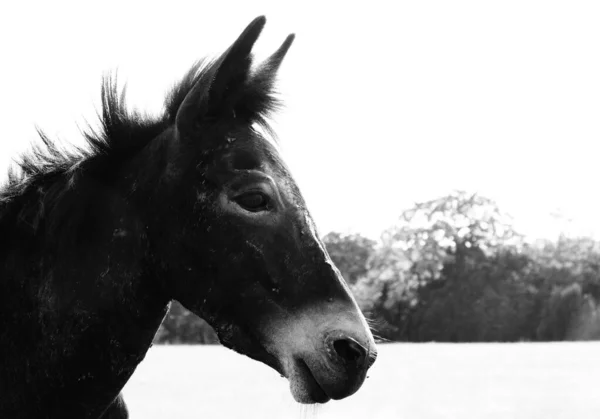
382,191,522,282
568,294,600,340
526,235,600,295
410,249,540,342
340,191,599,343
154,301,218,345
361,191,530,341
536,283,585,341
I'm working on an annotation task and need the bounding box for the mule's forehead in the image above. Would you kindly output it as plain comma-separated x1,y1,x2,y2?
218,130,304,202
226,130,281,169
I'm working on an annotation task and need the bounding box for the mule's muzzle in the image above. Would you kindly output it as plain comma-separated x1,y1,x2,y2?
286,329,377,403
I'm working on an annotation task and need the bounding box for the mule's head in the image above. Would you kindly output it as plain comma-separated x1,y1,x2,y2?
155,16,376,403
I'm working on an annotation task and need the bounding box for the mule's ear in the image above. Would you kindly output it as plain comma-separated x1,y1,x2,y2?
237,33,295,121
175,16,266,137
255,33,295,78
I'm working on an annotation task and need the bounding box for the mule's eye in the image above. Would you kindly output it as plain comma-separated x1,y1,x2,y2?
234,192,270,212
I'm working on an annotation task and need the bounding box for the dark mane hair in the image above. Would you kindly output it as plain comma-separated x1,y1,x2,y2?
0,55,282,205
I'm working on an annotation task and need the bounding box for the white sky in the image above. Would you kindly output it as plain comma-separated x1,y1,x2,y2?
1,0,599,241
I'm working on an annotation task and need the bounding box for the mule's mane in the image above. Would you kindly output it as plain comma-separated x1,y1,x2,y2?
0,57,281,206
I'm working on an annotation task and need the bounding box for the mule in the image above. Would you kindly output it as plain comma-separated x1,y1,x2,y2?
0,16,377,418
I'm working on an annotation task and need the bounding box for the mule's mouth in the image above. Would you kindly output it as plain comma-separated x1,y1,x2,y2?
290,358,331,404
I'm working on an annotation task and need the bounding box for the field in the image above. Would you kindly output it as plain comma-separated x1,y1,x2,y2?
123,342,600,419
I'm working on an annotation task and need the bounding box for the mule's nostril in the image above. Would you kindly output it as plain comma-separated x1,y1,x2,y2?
332,338,367,366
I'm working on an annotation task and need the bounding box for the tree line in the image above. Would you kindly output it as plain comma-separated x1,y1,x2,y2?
154,191,600,344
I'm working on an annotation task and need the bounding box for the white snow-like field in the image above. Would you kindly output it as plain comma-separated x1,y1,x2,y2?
123,342,600,419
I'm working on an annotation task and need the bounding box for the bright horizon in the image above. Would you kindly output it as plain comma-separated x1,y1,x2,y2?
1,1,599,242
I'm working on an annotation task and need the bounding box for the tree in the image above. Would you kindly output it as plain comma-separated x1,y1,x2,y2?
367,191,532,341
526,235,600,294
536,283,585,341
415,246,541,341
383,191,522,285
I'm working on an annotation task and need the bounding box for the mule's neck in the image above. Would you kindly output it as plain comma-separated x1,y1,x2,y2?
0,137,176,417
